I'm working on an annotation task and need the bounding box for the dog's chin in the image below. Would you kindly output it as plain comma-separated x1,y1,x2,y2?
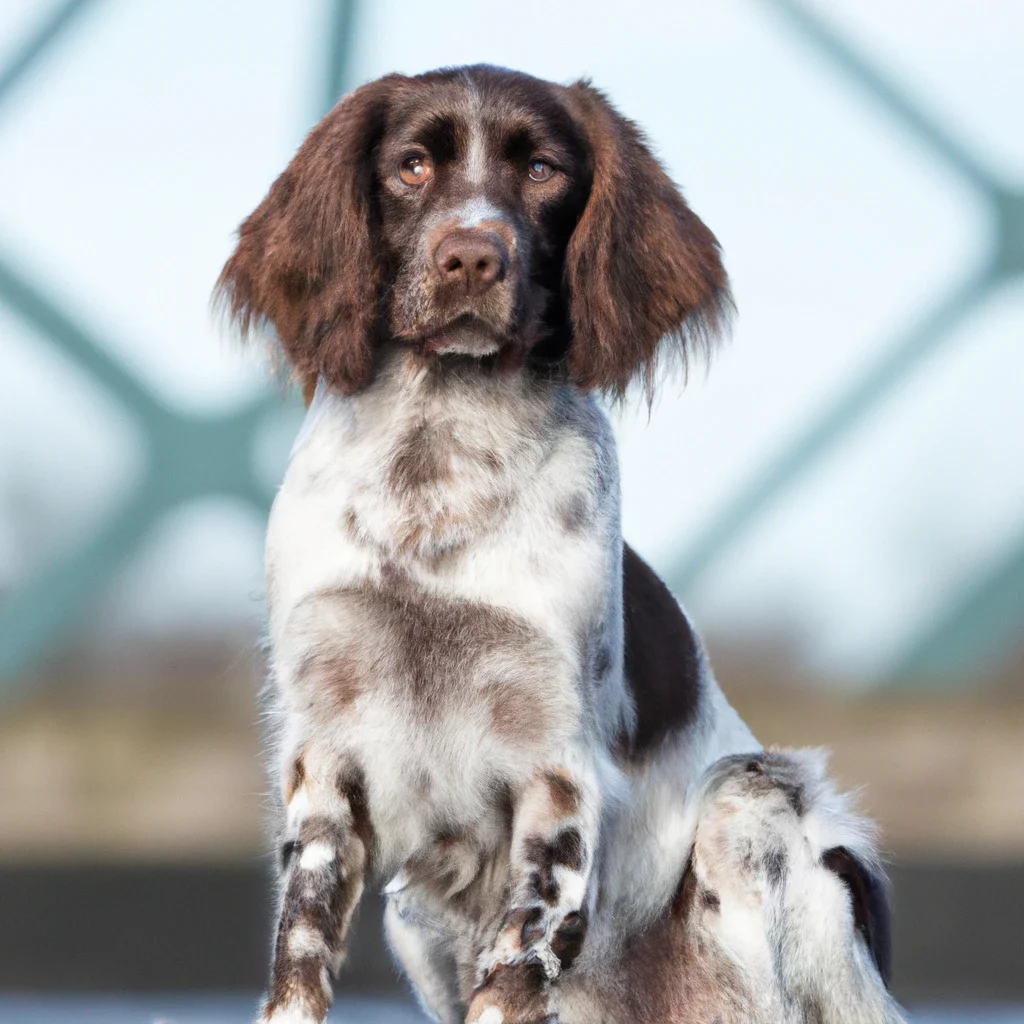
419,318,505,358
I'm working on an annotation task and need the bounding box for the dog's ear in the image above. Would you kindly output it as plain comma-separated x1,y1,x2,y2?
215,76,402,395
822,846,893,987
559,82,731,399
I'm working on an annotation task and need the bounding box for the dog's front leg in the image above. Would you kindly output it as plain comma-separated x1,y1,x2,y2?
469,754,599,1024
258,746,371,1024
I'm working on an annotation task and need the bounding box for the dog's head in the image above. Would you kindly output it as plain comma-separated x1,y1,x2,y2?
216,65,730,398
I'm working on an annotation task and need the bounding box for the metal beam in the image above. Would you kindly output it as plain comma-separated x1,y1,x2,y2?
0,0,100,112
891,531,1024,680
322,0,361,116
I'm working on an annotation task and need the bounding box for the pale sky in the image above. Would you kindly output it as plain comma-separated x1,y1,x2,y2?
1,0,1021,683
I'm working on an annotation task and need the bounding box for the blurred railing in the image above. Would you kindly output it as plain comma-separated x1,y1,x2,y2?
667,0,1024,680
0,0,360,679
0,0,1020,683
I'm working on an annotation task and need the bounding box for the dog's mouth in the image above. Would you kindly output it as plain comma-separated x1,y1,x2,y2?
415,315,506,358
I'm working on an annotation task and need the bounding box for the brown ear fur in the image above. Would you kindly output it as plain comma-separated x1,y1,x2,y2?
215,77,401,395
560,82,731,399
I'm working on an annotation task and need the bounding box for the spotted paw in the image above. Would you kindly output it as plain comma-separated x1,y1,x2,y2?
477,902,589,988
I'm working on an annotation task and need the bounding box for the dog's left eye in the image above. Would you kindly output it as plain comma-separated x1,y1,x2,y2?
527,159,554,182
400,153,434,186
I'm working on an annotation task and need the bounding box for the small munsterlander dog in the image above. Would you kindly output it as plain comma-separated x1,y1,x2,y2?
217,66,902,1024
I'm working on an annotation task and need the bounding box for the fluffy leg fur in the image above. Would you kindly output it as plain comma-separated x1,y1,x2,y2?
680,749,903,1023
258,748,371,1024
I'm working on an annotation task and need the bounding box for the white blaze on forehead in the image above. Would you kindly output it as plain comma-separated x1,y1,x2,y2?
477,1007,504,1024
454,197,508,229
465,80,487,185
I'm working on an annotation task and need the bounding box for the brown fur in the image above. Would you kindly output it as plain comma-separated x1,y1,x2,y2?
217,66,729,401
559,82,731,400
217,76,401,393
286,582,566,741
621,543,703,757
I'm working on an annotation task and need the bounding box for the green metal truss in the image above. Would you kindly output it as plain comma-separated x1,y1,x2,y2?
666,0,1024,680
1,0,1020,682
0,0,360,678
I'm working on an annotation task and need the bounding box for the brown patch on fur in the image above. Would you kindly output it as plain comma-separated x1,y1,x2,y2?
216,76,404,396
609,892,746,1023
290,584,563,741
546,770,581,818
405,829,483,899
558,81,730,400
822,846,893,987
621,543,702,757
468,961,550,1024
489,680,551,741
550,827,584,871
551,909,587,969
284,751,307,804
558,491,591,533
339,769,374,868
263,956,329,1021
388,422,456,492
295,646,363,716
263,805,369,1023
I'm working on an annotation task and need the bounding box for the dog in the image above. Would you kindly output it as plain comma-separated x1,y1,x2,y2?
216,65,904,1024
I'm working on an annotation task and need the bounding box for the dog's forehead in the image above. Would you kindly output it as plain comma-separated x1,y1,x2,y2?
385,67,578,151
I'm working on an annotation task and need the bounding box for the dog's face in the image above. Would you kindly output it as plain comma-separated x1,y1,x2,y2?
217,65,729,398
374,68,589,363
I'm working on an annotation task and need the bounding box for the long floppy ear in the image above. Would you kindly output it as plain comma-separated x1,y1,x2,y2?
823,846,894,987
559,82,731,399
215,76,401,394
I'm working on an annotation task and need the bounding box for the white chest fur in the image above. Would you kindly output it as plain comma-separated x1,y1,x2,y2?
265,357,624,867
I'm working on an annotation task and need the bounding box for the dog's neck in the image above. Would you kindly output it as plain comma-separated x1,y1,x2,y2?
288,347,582,562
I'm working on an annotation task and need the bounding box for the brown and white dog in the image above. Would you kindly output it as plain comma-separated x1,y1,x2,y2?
216,65,904,1024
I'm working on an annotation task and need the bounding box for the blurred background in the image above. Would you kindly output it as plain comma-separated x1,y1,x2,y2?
1,0,1021,1020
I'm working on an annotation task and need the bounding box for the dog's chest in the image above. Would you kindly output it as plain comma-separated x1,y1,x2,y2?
266,371,614,860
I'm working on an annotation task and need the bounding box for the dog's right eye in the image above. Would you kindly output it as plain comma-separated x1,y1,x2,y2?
399,154,433,186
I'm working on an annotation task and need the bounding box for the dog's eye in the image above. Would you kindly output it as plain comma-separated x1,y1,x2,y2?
399,154,433,186
528,159,554,182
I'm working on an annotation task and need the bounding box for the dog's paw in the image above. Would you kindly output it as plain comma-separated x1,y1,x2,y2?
466,962,554,1024
477,909,558,986
478,904,588,987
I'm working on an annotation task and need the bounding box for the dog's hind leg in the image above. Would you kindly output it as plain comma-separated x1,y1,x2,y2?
676,749,905,1024
257,746,372,1024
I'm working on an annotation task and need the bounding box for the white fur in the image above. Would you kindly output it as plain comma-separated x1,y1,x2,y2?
264,354,899,1023
287,924,329,959
298,841,335,871
260,1004,319,1024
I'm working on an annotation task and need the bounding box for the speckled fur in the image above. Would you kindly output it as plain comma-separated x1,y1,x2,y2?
216,65,903,1024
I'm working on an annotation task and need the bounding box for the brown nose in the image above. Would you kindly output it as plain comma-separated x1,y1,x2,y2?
434,229,507,296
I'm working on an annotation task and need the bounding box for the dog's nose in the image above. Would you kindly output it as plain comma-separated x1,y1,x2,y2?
434,230,507,296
